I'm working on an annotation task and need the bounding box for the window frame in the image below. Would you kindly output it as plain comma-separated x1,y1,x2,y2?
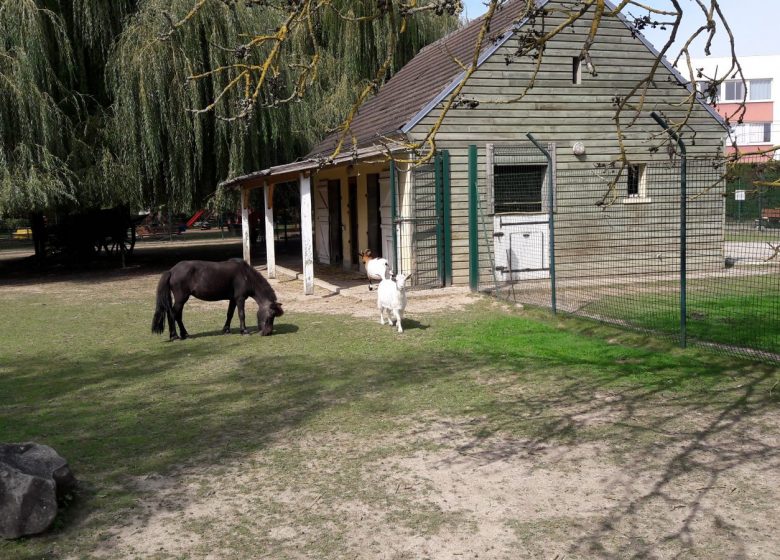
748,78,772,101
623,163,650,204
723,80,745,102
486,143,556,215
572,57,582,85
733,122,772,145
493,164,547,214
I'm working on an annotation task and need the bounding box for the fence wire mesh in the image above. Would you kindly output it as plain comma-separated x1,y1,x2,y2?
476,150,780,362
395,155,448,290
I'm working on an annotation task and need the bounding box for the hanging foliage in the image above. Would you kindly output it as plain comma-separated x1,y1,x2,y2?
0,0,77,213
0,0,457,217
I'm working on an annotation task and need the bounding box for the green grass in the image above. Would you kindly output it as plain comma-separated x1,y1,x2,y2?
0,286,777,558
584,275,780,354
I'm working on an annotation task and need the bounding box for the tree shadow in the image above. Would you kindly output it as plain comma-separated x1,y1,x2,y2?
427,338,780,558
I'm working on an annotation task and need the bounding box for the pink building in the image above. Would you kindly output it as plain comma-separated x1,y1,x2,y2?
691,55,779,160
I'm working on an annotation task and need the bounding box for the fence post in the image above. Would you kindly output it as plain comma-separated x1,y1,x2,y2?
651,112,687,348
526,133,557,315
468,145,479,291
390,160,399,275
442,150,453,286
434,151,446,287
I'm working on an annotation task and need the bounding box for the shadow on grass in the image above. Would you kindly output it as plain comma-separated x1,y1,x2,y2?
183,323,300,339
429,318,780,558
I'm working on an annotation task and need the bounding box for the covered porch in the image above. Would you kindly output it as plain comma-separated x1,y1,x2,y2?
221,146,414,295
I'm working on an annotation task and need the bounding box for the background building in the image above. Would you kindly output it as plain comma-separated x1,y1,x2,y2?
692,55,780,159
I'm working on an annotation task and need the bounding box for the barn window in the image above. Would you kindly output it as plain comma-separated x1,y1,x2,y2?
624,163,649,202
487,143,553,214
572,57,581,84
494,165,546,213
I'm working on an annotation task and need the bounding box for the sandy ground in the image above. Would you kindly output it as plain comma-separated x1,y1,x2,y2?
90,411,780,560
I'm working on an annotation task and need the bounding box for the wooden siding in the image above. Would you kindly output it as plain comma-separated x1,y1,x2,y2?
407,2,725,287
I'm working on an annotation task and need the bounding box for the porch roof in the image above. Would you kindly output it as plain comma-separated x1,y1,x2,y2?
219,140,403,190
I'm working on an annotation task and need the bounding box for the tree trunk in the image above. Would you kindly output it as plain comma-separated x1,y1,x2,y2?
30,212,46,261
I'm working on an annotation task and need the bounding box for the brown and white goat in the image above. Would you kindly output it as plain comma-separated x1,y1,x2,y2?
359,249,391,291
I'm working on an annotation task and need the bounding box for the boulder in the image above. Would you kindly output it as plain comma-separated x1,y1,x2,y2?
0,443,77,539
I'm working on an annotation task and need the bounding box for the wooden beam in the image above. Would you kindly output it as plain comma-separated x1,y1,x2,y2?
241,186,251,264
263,181,276,279
300,172,314,295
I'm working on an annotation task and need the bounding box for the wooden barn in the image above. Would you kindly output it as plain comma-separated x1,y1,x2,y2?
221,0,726,295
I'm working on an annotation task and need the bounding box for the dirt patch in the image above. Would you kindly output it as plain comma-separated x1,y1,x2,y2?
0,258,483,319
86,410,780,559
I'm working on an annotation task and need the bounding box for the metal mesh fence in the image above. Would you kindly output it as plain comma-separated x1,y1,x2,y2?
476,149,780,363
395,153,450,290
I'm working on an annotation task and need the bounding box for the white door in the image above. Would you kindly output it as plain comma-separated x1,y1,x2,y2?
315,181,330,264
488,143,553,282
494,214,549,280
379,170,396,273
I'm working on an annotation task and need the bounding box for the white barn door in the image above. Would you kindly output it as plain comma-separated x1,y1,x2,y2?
315,180,330,264
379,170,395,272
488,143,554,281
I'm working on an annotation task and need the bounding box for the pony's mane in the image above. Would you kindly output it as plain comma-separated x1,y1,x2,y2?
239,261,277,301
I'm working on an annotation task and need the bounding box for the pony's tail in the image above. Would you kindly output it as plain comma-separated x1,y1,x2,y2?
151,270,172,334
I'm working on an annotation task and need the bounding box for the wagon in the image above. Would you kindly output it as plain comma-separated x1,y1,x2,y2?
48,206,143,260
756,208,780,229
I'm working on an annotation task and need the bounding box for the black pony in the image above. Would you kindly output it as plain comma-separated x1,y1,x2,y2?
151,259,283,340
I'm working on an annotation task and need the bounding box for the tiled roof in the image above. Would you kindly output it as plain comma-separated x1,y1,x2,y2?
307,1,531,157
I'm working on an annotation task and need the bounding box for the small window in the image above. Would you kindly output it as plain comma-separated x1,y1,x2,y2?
626,164,647,199
723,80,745,101
734,122,772,144
494,165,546,213
749,79,772,101
572,57,581,85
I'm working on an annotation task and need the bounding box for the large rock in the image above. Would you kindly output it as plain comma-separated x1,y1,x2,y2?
0,443,76,539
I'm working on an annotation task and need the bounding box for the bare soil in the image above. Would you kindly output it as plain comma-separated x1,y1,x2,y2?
91,411,780,559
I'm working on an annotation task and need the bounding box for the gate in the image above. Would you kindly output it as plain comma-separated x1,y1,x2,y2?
488,142,554,281
393,151,452,289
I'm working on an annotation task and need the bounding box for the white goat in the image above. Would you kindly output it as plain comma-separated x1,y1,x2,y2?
377,273,410,333
360,249,392,291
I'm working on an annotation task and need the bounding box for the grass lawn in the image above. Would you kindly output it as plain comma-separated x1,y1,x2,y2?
583,274,780,355
1,272,779,559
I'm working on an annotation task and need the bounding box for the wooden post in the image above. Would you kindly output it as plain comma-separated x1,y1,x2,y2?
468,145,479,291
264,181,276,278
300,172,314,295
241,186,251,264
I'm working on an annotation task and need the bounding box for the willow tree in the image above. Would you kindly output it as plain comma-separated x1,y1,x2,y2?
0,0,137,224
0,0,455,223
106,0,458,214
0,0,78,216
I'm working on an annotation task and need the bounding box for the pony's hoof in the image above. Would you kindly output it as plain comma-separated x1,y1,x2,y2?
240,330,251,336
222,328,231,334
169,335,180,341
